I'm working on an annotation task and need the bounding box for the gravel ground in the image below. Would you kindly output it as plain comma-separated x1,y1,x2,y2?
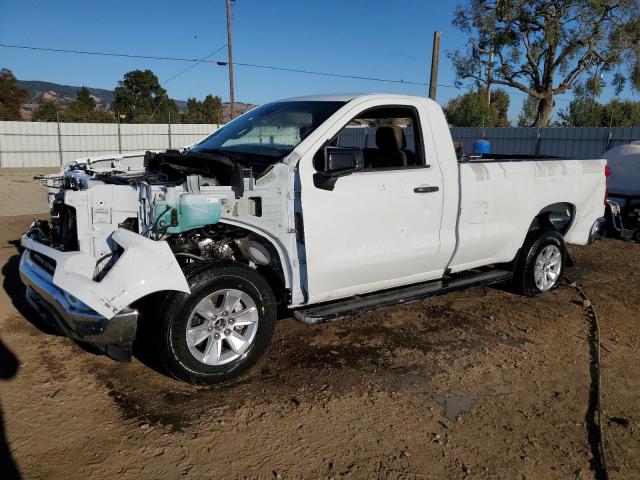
0,168,58,217
0,169,638,479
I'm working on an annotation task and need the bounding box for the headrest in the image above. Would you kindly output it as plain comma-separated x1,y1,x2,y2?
376,126,406,151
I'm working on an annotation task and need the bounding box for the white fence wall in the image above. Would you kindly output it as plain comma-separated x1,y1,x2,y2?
2,121,640,167
0,121,220,167
450,126,640,159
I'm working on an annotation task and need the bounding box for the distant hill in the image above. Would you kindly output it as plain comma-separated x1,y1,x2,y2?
16,79,256,121
18,80,117,109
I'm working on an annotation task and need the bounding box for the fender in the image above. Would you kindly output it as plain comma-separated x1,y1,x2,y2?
21,228,190,319
219,218,295,290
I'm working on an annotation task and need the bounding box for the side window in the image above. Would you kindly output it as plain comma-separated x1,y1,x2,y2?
321,106,424,170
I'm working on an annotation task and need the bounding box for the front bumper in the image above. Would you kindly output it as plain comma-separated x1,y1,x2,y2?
19,249,138,361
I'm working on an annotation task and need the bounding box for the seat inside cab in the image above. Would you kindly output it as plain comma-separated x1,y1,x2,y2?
324,106,423,170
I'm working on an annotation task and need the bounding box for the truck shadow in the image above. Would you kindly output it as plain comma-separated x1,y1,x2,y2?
0,339,22,480
1,252,60,336
2,247,189,378
131,302,168,376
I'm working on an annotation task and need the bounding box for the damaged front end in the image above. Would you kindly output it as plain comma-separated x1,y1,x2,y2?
19,147,293,362
18,150,243,362
20,223,190,361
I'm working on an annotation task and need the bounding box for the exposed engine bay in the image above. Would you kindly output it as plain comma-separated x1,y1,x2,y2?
37,149,292,301
91,150,246,196
78,150,251,196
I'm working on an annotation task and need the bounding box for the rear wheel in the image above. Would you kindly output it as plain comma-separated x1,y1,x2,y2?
513,229,566,296
156,263,276,384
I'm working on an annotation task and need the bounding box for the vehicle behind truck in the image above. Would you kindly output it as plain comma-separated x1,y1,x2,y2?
20,94,607,384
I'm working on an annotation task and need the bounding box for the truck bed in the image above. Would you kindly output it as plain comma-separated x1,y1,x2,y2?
448,158,606,273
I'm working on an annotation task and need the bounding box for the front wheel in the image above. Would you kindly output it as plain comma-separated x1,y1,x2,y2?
156,263,277,385
513,229,566,296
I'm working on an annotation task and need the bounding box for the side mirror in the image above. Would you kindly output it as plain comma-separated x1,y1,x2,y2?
313,147,364,190
324,146,364,172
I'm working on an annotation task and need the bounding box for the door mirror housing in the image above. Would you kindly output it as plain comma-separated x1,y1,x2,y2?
313,147,364,191
324,146,364,173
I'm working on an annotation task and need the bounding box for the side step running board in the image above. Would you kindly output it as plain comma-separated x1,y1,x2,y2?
293,269,513,324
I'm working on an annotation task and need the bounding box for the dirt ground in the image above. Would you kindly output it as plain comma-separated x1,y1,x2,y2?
0,169,639,480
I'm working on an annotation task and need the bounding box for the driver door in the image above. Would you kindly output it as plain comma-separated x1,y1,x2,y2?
297,99,449,303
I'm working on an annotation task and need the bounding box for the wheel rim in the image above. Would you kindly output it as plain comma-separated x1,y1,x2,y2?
533,244,562,291
185,288,259,366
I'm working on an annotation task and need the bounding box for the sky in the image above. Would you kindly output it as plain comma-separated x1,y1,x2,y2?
0,0,635,123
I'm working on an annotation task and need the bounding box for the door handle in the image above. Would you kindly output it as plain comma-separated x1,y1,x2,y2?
414,185,439,193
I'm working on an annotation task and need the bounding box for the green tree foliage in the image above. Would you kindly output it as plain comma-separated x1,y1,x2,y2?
76,86,96,109
517,96,539,127
202,95,223,124
449,0,639,127
0,68,28,120
182,95,224,124
558,98,640,127
31,99,61,122
183,97,204,123
557,98,603,127
112,69,179,123
609,17,640,92
444,88,510,127
60,86,113,122
62,103,114,122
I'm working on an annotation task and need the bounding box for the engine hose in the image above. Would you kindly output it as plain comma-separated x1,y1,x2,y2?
153,205,173,239
562,275,609,480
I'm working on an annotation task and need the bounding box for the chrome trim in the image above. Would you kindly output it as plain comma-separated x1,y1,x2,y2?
19,250,138,337
588,217,606,244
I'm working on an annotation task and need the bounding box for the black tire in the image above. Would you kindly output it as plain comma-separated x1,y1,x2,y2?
513,229,566,296
156,262,276,385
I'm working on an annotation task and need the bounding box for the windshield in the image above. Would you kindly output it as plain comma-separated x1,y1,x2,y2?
190,101,346,163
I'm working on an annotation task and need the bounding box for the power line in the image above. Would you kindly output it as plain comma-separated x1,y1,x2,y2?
227,61,431,87
0,43,208,63
147,45,228,122
0,42,572,101
223,60,573,101
0,42,436,87
163,44,227,84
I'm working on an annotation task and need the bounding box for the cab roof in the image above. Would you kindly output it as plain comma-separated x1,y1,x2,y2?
279,93,434,104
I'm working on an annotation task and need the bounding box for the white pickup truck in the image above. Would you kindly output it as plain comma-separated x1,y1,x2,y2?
20,94,607,384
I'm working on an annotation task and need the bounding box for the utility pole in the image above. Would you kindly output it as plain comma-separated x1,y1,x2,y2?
225,0,236,120
429,31,441,101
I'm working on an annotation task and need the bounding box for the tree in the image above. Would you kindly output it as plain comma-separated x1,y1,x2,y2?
449,0,639,127
76,86,96,110
557,98,605,127
183,98,204,123
111,69,178,123
444,88,510,127
63,86,95,121
610,16,640,92
62,103,114,123
558,98,640,127
517,96,539,127
61,86,113,122
182,95,224,124
31,99,61,122
202,95,223,124
606,99,640,127
0,68,28,120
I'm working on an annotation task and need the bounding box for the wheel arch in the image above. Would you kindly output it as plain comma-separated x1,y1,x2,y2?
218,219,293,305
529,202,576,236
